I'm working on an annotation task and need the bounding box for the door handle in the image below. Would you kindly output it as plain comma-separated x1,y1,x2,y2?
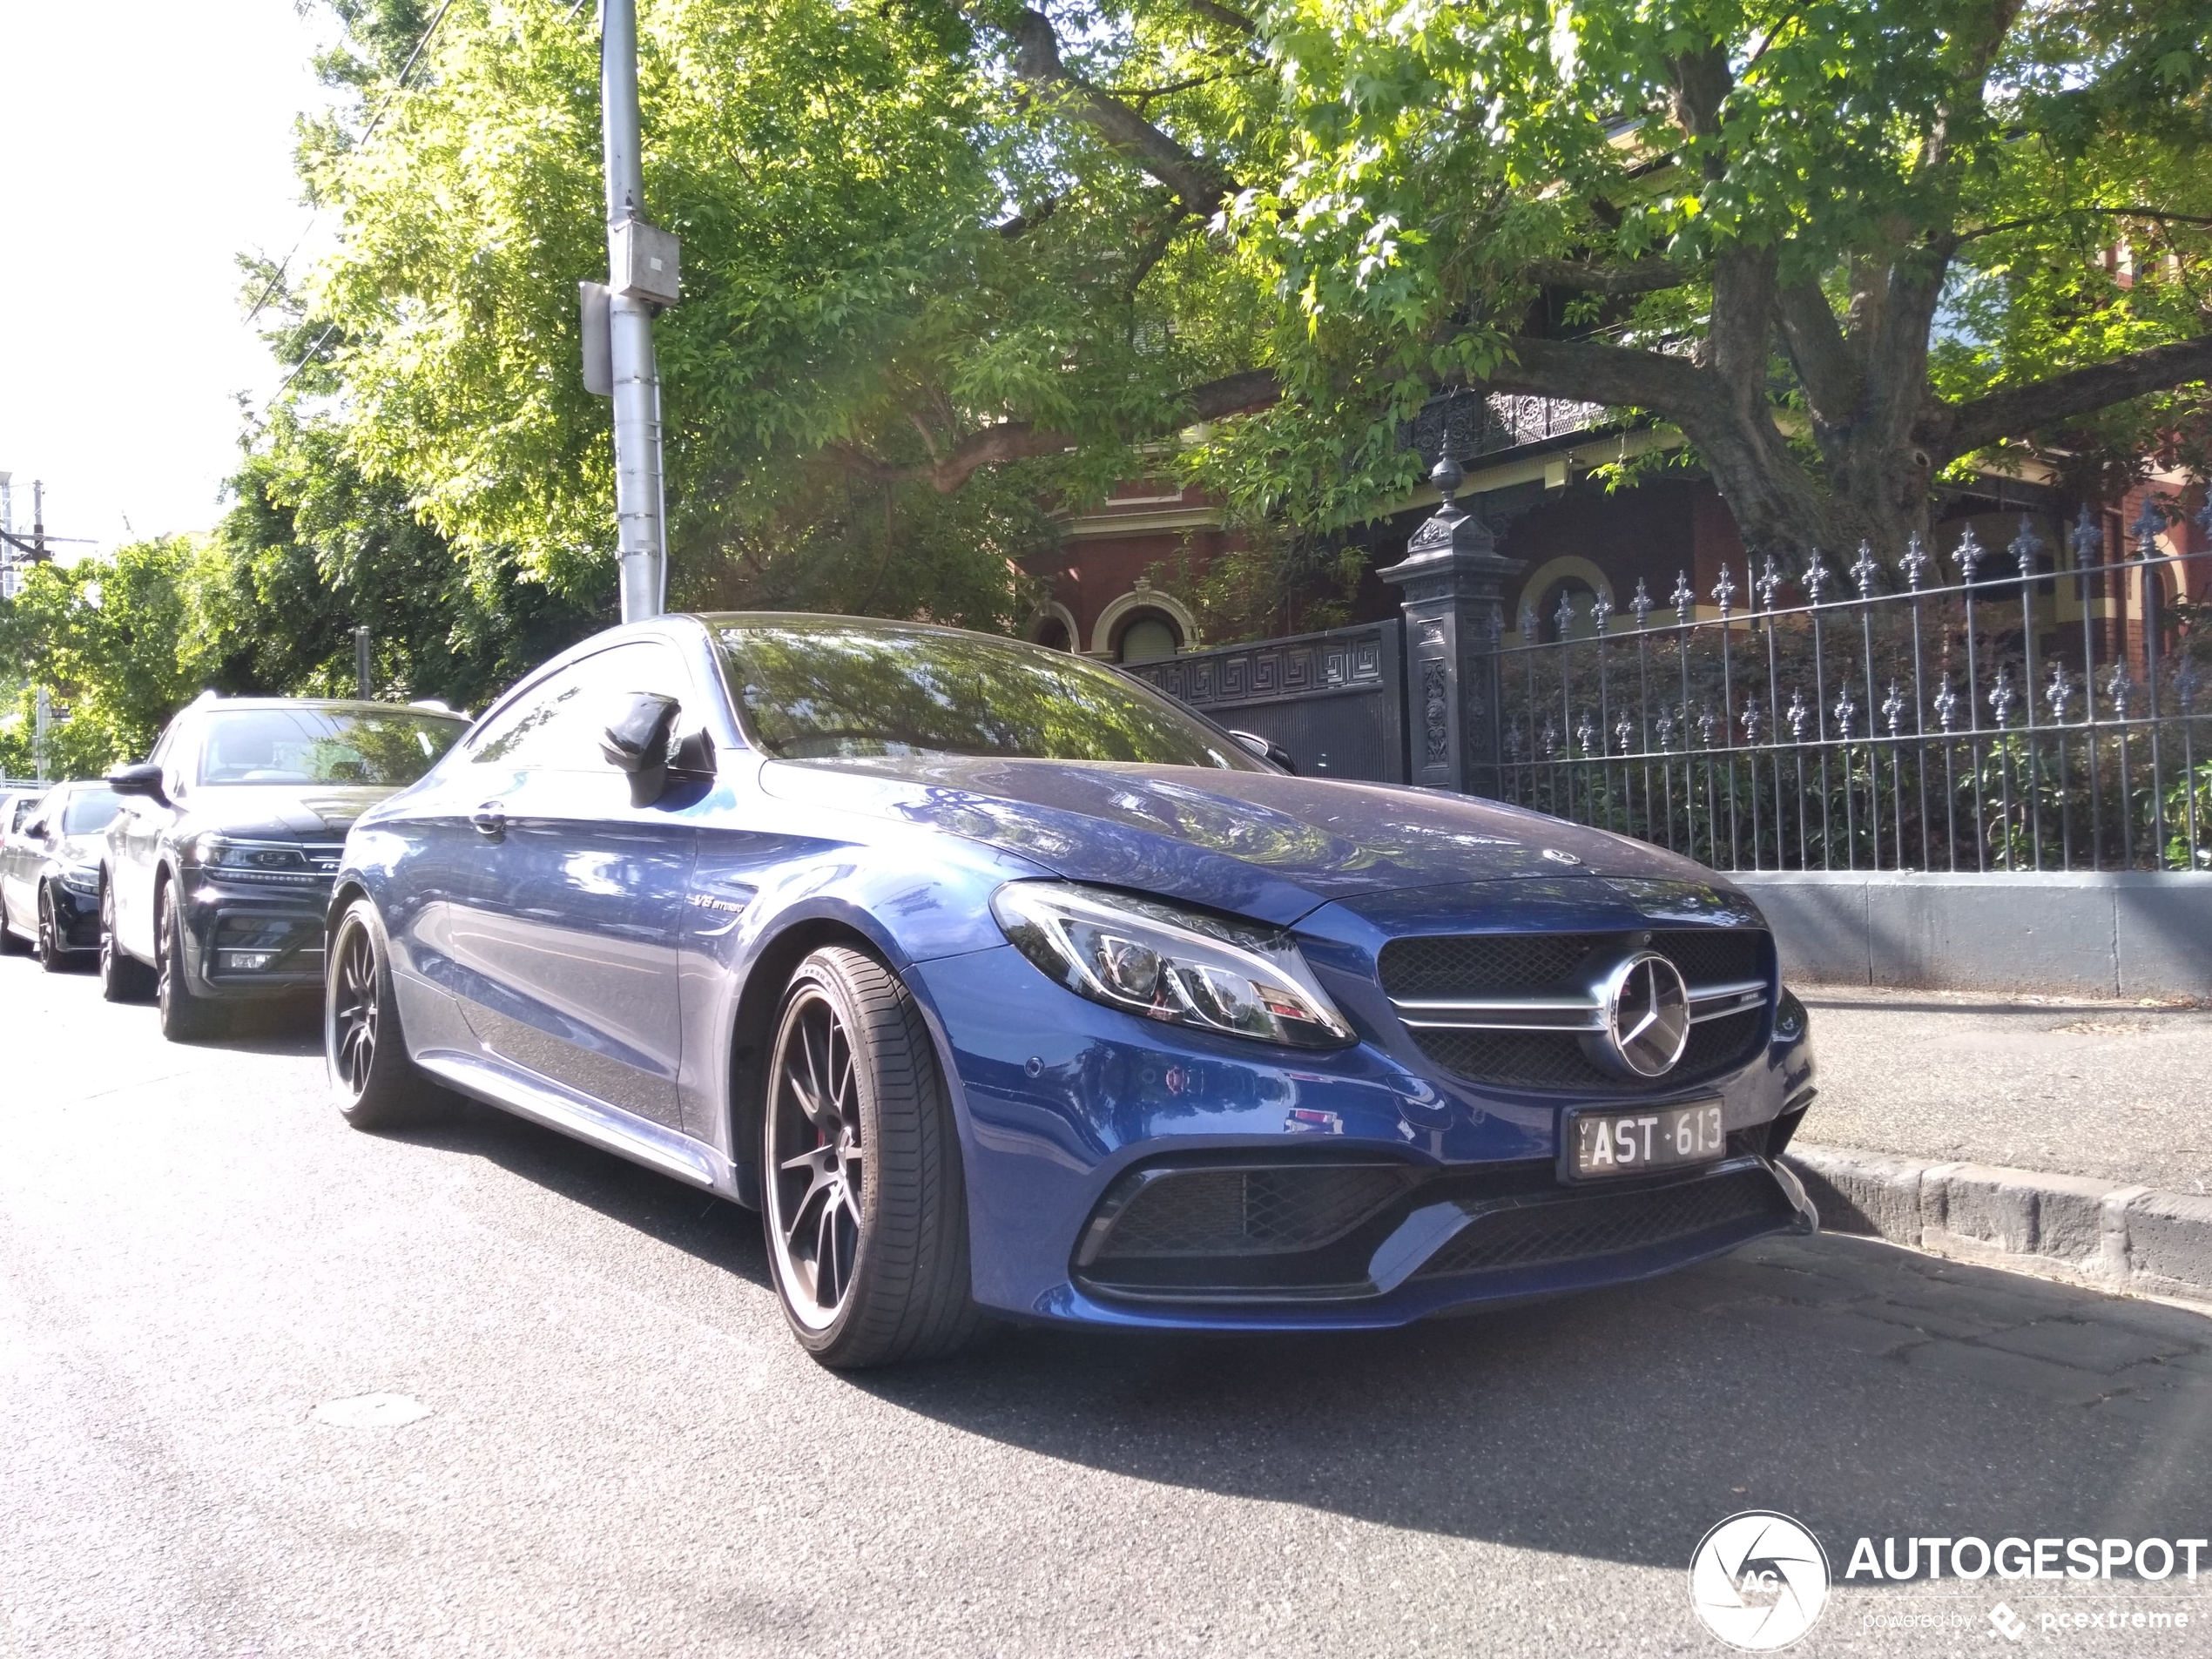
470,802,508,840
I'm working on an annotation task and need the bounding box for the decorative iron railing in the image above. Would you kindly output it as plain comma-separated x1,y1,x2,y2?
1480,502,2212,873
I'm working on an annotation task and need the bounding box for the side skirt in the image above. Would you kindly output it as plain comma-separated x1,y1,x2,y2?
415,1047,743,1201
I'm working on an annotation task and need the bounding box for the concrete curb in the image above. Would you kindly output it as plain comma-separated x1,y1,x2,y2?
1784,1141,2212,1304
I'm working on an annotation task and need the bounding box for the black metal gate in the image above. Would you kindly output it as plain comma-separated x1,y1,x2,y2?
1126,621,1407,783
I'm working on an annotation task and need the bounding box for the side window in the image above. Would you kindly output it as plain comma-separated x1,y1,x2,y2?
469,642,694,772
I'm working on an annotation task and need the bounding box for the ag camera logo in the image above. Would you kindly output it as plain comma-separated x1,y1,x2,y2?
1689,1511,1831,1650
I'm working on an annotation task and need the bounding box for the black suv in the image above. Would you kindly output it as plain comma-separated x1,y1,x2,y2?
102,696,471,1040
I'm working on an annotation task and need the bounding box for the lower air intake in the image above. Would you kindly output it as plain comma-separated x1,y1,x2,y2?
1414,1165,1795,1279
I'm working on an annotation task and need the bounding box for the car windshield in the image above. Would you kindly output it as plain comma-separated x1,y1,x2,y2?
196,708,468,786
712,620,1259,769
60,791,123,835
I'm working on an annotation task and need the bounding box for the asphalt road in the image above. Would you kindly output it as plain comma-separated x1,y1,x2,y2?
4,952,2211,1657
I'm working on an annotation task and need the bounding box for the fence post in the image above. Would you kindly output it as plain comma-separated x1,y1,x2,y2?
1378,455,1524,795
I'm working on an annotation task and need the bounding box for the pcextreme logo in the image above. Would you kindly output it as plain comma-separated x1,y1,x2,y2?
1689,1511,1832,1650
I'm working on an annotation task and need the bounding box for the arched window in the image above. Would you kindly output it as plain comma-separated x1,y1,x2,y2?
1116,612,1180,663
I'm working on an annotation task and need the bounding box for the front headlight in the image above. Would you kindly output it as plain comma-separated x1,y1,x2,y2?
991,882,1355,1049
57,864,99,895
190,834,309,873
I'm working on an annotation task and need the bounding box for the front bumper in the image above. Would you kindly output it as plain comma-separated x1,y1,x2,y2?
176,868,333,999
47,876,102,951
909,942,1817,1332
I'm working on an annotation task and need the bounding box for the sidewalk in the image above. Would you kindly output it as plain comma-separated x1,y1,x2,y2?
1785,985,2212,1303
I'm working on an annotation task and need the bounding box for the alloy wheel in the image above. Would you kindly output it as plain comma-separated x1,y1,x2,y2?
765,986,868,1330
329,917,379,1102
37,888,57,967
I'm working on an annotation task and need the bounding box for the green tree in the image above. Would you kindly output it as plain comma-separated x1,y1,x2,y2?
0,538,220,777
279,0,2209,613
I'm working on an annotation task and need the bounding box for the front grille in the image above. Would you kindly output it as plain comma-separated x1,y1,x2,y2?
1381,927,1771,1095
1378,928,1764,1000
1414,1165,1794,1279
1096,1164,1413,1259
1412,1008,1766,1096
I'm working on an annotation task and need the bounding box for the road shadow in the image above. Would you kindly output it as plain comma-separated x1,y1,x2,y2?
379,1096,770,1288
848,1235,2212,1570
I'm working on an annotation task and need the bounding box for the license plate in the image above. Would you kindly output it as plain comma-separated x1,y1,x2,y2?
1563,1101,1727,1181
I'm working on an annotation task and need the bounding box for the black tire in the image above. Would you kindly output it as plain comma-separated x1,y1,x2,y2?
0,892,25,955
37,886,71,974
760,946,980,1368
326,897,453,1131
156,880,229,1042
99,880,154,1003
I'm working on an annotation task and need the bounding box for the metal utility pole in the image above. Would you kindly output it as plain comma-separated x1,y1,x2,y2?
354,626,373,700
34,687,51,783
594,0,680,623
31,479,45,563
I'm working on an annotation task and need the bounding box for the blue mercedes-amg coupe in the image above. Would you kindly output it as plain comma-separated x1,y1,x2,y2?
326,613,1817,1366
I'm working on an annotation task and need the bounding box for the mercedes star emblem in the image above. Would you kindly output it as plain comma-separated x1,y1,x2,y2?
1590,952,1692,1078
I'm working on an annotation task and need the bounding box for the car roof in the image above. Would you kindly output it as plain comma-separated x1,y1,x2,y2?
186,697,469,718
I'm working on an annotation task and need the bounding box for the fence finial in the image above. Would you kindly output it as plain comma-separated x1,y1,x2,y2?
1832,688,1858,738
1697,704,1718,747
1615,710,1634,752
2131,496,2164,556
1487,603,1504,647
1670,570,1693,623
2070,505,2101,567
1851,541,1878,596
1901,532,1928,590
2008,515,2041,577
1711,564,1737,618
1756,555,1783,610
1804,550,1831,604
1656,708,1676,752
1882,680,1905,736
1554,590,1577,640
2046,662,2072,721
1989,664,2016,728
1575,710,1596,755
1629,577,1654,627
1934,676,1959,732
1541,716,1559,758
1787,688,1810,740
1740,695,1763,742
2106,659,2134,718
1956,524,1984,580
1590,588,1614,632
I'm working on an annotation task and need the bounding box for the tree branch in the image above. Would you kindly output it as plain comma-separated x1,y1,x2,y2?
1773,277,1862,427
1460,336,1714,419
1956,206,2212,245
1180,0,1256,34
1521,258,1687,294
827,371,1283,495
1933,334,2212,460
1013,9,1237,212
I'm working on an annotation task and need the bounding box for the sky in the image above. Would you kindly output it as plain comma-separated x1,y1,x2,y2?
0,2,342,563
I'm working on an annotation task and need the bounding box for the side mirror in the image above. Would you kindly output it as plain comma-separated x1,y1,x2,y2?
1229,729,1299,775
601,693,682,806
108,762,168,803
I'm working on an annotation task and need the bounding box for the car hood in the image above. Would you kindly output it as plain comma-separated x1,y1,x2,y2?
54,833,106,870
179,784,401,841
759,756,1723,925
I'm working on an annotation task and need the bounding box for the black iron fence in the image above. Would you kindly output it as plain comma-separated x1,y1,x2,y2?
1483,505,2212,873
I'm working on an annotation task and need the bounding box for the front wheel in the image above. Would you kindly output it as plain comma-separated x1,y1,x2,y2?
761,947,979,1369
37,887,71,973
326,898,452,1131
157,881,228,1042
99,881,154,1002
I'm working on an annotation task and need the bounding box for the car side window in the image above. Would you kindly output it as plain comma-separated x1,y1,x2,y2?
469,641,696,772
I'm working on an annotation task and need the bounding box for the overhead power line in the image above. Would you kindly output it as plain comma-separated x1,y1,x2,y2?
243,0,461,327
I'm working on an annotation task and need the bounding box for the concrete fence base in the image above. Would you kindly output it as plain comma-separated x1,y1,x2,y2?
1786,1143,2212,1305
1731,870,2212,1000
